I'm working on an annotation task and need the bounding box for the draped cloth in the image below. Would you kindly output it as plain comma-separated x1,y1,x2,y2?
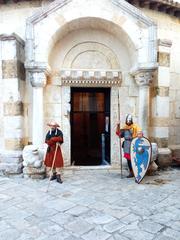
44,128,64,168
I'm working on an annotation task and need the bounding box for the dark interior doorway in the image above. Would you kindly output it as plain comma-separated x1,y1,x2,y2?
71,87,110,166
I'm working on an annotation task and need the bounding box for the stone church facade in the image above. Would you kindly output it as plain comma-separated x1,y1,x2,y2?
0,0,180,174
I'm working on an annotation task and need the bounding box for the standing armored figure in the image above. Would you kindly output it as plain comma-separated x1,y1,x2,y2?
116,114,142,178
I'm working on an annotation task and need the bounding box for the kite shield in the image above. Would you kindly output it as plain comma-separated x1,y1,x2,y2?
131,136,152,183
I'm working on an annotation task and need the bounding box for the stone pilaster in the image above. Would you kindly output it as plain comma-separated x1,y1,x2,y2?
61,86,71,166
132,68,156,137
0,34,25,174
151,39,172,147
111,86,124,167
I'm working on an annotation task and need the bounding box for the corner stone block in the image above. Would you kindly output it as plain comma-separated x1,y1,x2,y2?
169,145,180,161
157,148,172,168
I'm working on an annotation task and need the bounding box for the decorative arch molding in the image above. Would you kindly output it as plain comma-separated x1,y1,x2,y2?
62,42,120,69
25,0,158,79
25,0,158,150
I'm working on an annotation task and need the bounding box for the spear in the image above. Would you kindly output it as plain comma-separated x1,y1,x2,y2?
117,89,123,178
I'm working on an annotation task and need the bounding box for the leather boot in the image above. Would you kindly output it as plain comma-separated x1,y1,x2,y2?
50,173,56,181
56,174,63,184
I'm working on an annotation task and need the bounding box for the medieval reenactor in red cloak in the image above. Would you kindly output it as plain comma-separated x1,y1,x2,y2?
116,114,142,178
44,120,64,183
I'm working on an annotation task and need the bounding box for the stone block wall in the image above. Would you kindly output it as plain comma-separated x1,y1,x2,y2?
143,9,180,146
0,34,25,174
150,39,171,147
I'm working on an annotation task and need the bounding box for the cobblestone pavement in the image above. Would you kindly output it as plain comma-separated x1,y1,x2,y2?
0,168,180,240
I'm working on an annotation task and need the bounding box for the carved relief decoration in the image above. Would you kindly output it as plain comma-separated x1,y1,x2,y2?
58,69,122,86
132,69,156,86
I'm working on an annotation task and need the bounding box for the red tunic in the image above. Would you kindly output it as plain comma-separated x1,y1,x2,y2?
44,131,64,168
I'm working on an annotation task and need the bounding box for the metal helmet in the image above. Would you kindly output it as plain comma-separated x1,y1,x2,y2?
125,114,133,125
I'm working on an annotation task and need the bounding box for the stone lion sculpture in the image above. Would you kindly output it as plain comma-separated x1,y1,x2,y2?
22,144,47,179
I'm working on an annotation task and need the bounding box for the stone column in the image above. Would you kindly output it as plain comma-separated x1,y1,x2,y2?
29,69,47,146
133,68,155,137
0,34,25,174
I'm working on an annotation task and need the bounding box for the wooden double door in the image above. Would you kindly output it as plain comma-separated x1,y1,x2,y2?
71,88,110,166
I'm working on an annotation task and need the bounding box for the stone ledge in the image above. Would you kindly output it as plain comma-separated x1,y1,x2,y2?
0,163,23,175
157,148,172,168
0,150,23,175
0,150,22,158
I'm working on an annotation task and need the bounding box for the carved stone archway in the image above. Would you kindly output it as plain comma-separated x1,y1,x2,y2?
25,0,157,167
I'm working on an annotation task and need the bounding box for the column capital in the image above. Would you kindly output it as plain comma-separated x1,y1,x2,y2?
131,67,157,86
26,63,50,88
29,71,47,88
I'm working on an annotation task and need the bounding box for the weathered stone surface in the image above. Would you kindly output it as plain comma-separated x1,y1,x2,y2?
103,220,126,233
3,101,23,116
5,138,24,150
65,219,94,236
22,145,44,168
82,229,111,240
156,86,169,97
17,60,25,80
37,220,63,235
163,228,180,240
147,161,158,175
151,117,169,127
0,150,22,160
65,205,89,216
22,145,46,179
158,52,170,67
150,137,168,148
151,142,158,161
23,166,45,179
175,101,180,118
0,169,179,239
168,145,180,166
0,162,23,174
2,60,17,78
0,229,21,240
23,166,45,175
0,150,23,175
122,229,154,240
139,220,163,234
157,148,172,168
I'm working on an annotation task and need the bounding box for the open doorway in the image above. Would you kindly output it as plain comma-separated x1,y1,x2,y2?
71,87,110,166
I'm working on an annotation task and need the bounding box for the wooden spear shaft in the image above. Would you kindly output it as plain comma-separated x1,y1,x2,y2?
117,90,123,178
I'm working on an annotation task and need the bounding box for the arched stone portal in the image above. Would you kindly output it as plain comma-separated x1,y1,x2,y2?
25,0,157,167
